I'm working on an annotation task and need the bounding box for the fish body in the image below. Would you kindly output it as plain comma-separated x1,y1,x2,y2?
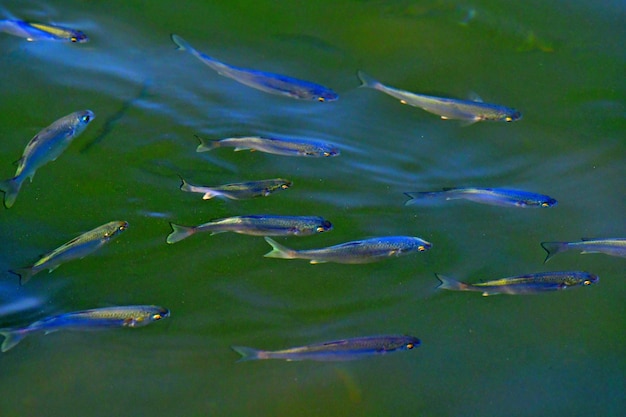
435,271,598,296
404,187,557,208
10,221,128,284
0,305,169,352
171,34,338,102
541,238,626,263
0,110,95,208
357,71,521,124
232,335,420,362
196,135,339,158
180,177,292,200
167,215,332,244
263,236,432,264
0,19,88,42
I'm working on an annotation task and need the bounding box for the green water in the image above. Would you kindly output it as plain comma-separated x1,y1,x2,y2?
0,1,624,416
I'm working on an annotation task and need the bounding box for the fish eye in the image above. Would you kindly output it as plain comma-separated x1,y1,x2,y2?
541,202,550,207
583,280,591,286
152,314,163,320
406,343,414,349
505,116,513,122
81,114,91,123
281,184,290,189
318,97,325,102
71,36,78,42
418,245,426,252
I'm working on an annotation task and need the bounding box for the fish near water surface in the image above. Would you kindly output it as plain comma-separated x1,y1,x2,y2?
179,177,292,200
0,110,95,208
0,19,88,42
10,220,128,284
170,34,338,102
263,236,432,264
404,187,557,208
435,271,598,296
232,335,420,362
0,305,169,352
541,238,626,263
357,71,521,124
195,135,339,158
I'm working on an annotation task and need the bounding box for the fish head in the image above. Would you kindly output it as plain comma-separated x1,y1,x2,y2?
539,197,558,207
504,109,522,122
321,146,340,157
380,336,421,352
313,88,339,103
565,273,599,288
413,238,432,252
315,219,333,233
69,30,89,43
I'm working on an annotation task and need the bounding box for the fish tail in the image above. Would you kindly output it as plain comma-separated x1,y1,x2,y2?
404,191,439,206
356,70,381,89
435,273,468,291
0,328,27,352
0,177,21,208
263,237,297,259
171,33,192,52
540,241,567,263
9,267,35,285
195,135,219,153
178,176,194,193
166,223,196,244
231,345,263,362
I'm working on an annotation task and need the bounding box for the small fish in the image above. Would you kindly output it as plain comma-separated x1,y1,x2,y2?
263,236,432,264
171,34,338,102
357,71,521,124
435,271,598,296
179,177,292,200
404,187,557,208
0,305,169,352
195,135,339,158
232,335,420,362
10,221,128,284
167,215,332,244
0,110,95,208
541,238,626,263
0,19,88,42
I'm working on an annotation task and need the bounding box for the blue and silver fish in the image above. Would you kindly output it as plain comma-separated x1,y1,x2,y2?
195,135,339,158
10,221,128,284
541,238,626,263
179,177,292,200
358,71,521,124
232,335,420,362
0,305,169,352
0,19,88,42
263,236,432,264
435,271,598,296
0,110,95,208
171,34,338,102
404,187,557,208
167,215,333,244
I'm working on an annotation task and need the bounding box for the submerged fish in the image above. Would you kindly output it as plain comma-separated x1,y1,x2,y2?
0,110,95,208
404,187,557,208
195,135,339,158
263,235,432,264
171,34,338,102
179,177,292,200
357,71,521,124
435,271,598,296
232,335,420,362
10,220,128,284
541,238,626,263
0,19,88,42
0,305,169,352
167,215,332,244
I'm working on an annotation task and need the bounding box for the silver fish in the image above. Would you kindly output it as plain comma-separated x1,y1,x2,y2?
358,71,521,124
0,110,95,208
179,177,292,200
404,187,557,208
232,335,420,362
263,236,432,264
10,221,128,284
0,305,169,352
0,19,88,42
541,238,626,263
171,34,338,102
167,215,333,244
196,135,339,157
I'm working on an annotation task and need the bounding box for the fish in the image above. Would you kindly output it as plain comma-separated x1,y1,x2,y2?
10,221,128,284
0,19,88,42
195,135,340,158
541,238,626,263
166,215,333,244
170,34,338,102
404,187,557,208
232,335,420,362
0,110,95,208
263,236,432,264
179,177,292,200
435,271,598,296
357,71,521,124
0,305,169,352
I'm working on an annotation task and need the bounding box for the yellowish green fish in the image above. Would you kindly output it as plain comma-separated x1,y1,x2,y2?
195,135,339,157
232,335,420,362
0,19,88,42
10,221,128,284
0,110,95,208
0,305,169,352
171,34,338,102
357,71,521,124
179,177,292,200
541,238,626,263
435,271,598,296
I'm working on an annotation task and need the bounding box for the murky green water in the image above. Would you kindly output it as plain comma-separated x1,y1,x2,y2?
0,1,624,416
